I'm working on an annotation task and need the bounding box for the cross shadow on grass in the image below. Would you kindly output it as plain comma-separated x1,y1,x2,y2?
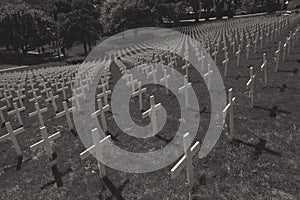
41,166,72,190
277,69,298,74
231,138,282,159
253,105,291,117
98,177,129,200
2,156,32,172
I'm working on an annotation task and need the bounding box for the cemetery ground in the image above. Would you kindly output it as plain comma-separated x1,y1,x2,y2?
0,24,300,199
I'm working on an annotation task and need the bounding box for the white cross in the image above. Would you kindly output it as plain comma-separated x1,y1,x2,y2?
170,132,200,200
246,43,250,59
67,77,75,91
0,122,24,156
97,84,111,106
142,95,162,136
253,39,257,54
148,65,158,84
0,106,7,126
222,51,229,77
178,75,192,110
260,31,264,49
69,89,83,112
235,45,241,67
275,41,281,72
28,84,38,94
168,61,175,75
76,78,87,100
231,40,236,52
91,99,110,133
198,51,205,73
160,69,171,95
203,64,213,90
246,67,255,108
182,63,190,79
283,42,287,62
8,102,25,127
132,82,147,111
80,128,111,178
56,101,76,131
260,53,268,87
122,70,131,83
223,88,236,139
29,102,48,127
30,126,61,159
1,91,12,109
45,91,59,113
40,82,51,99
212,46,218,64
13,89,26,108
222,43,228,53
29,91,42,103
126,74,138,93
51,80,59,92
57,81,69,101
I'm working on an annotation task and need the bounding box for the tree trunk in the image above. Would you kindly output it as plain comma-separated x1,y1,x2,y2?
227,2,234,18
83,42,87,54
216,2,223,20
22,46,28,55
88,42,92,52
205,9,211,21
195,11,199,22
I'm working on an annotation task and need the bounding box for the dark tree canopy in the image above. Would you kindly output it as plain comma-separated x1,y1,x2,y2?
0,4,55,54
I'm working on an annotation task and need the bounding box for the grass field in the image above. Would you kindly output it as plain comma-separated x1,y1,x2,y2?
0,22,299,200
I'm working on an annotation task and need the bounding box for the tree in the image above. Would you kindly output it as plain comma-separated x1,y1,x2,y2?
0,4,55,54
190,0,201,21
201,0,214,20
102,0,160,34
156,0,185,27
59,0,102,53
49,0,72,21
215,0,224,19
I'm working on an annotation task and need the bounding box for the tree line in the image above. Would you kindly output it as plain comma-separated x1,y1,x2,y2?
0,0,287,55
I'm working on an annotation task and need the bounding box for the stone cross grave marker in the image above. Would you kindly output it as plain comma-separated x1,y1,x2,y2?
45,91,59,114
178,75,192,110
0,122,25,164
30,126,62,187
8,102,25,127
260,53,268,87
223,88,236,139
246,67,255,108
132,82,147,111
29,102,48,127
80,128,111,178
142,95,162,137
0,105,8,127
170,132,200,200
91,99,110,134
56,101,76,135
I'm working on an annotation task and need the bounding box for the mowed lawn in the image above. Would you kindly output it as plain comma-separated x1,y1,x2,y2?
0,23,299,200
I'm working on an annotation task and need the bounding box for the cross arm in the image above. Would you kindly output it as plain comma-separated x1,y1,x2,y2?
80,145,95,160
0,133,9,142
171,141,200,179
30,132,61,152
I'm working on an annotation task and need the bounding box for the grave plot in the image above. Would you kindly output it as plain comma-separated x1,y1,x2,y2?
0,13,299,200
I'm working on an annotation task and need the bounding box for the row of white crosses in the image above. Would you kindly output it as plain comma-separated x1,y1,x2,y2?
244,25,300,107
82,55,228,199
0,60,109,185
276,26,300,71
0,63,86,179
